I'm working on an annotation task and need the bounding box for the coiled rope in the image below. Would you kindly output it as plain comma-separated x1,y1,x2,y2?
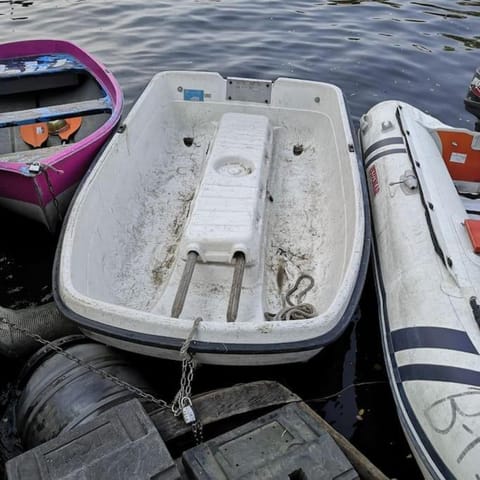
265,273,318,321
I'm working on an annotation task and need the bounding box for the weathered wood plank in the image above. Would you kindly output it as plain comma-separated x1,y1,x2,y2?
0,97,110,127
298,402,390,480
149,380,300,442
149,381,389,480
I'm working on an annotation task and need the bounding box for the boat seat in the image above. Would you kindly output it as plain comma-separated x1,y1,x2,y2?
464,219,480,253
0,97,111,128
0,144,67,163
454,179,480,196
180,112,272,265
0,54,86,95
461,196,480,215
436,129,480,182
0,71,82,96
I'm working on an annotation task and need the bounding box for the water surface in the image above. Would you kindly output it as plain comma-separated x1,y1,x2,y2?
1,1,479,478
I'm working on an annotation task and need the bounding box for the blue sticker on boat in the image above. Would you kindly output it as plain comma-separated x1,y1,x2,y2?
184,89,204,102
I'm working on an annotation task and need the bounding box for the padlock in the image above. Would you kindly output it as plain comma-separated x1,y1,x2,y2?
28,162,41,174
182,404,196,425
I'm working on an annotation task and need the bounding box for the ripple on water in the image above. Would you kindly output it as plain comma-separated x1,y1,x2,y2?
0,2,479,479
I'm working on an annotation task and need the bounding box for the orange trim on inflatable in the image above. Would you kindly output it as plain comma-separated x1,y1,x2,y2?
464,219,480,253
437,130,480,182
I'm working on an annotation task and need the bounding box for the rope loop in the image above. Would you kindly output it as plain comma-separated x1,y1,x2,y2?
265,274,317,321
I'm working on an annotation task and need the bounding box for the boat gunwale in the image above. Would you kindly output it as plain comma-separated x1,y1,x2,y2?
0,39,123,175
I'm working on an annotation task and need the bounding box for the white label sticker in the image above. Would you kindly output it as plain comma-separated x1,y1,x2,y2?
450,152,467,164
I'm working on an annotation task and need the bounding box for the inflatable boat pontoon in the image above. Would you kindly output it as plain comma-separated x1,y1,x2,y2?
361,81,480,479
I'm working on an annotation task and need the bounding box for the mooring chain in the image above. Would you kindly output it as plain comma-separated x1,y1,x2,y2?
41,166,64,223
192,417,204,445
171,316,203,444
0,316,169,410
0,316,204,445
265,273,318,321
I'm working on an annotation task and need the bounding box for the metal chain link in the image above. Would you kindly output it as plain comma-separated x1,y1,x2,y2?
1,315,204,443
1,316,170,410
192,419,204,445
42,167,63,223
170,317,203,443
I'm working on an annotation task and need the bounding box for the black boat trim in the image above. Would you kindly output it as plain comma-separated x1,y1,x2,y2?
392,326,478,354
398,364,480,386
363,136,405,160
53,245,368,355
53,227,370,355
364,147,407,170
395,107,447,268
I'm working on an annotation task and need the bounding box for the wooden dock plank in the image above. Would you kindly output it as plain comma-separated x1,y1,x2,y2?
149,380,300,442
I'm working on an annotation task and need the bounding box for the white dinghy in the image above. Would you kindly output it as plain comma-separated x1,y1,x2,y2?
55,72,369,366
360,91,480,479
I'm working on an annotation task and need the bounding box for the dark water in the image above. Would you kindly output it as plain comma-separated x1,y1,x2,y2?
1,0,479,478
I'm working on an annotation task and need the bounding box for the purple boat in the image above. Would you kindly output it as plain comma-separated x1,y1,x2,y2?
0,39,123,231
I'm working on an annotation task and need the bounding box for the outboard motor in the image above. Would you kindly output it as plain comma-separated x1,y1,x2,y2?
465,67,480,132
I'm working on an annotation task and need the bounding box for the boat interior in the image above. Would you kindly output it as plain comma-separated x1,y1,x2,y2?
0,54,112,163
435,129,480,193
433,128,480,249
65,74,364,328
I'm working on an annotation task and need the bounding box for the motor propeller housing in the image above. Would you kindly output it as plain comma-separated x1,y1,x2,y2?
464,67,480,131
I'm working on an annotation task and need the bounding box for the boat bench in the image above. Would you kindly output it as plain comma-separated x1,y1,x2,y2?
460,196,480,215
0,97,111,128
439,129,480,252
0,70,82,96
0,144,67,163
437,129,480,182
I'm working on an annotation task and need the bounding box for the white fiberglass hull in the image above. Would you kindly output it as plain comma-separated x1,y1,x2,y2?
55,71,369,366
